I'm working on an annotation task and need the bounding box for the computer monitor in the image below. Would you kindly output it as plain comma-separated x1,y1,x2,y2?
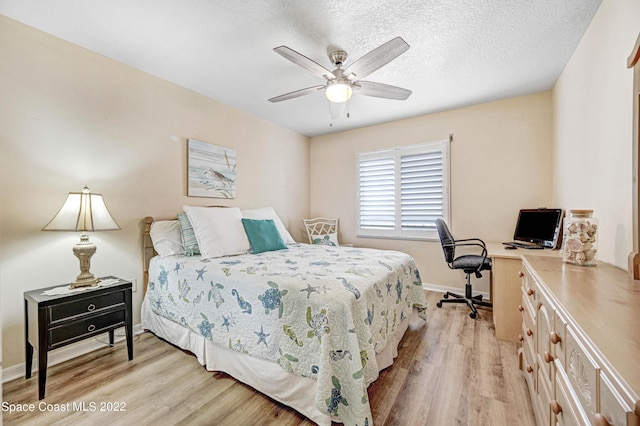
513,208,564,249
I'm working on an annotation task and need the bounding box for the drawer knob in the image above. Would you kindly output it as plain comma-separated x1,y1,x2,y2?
87,304,96,312
526,328,533,337
518,334,524,342
518,271,524,278
527,288,535,296
550,400,562,415
526,365,533,373
593,413,612,426
88,324,96,332
550,331,562,345
544,351,553,364
518,305,524,312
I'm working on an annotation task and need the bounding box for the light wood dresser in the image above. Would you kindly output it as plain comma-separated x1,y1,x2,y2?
518,256,640,426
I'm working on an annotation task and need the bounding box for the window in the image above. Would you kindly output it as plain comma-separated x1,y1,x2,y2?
356,140,450,240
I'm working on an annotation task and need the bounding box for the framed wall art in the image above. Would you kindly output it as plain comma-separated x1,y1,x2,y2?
187,138,237,198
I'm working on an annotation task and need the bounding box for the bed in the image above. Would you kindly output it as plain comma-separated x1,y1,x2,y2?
141,208,427,426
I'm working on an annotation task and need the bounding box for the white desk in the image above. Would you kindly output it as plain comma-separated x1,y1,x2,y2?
485,242,560,342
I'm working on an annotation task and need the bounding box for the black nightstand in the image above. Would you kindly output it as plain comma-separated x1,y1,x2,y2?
24,277,133,400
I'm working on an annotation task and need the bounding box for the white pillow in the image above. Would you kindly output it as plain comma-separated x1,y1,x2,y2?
149,220,184,257
183,206,251,258
241,207,295,244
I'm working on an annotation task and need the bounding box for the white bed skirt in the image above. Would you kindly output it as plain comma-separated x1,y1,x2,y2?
141,297,422,425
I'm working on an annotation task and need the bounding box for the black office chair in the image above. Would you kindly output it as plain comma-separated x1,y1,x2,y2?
435,218,492,319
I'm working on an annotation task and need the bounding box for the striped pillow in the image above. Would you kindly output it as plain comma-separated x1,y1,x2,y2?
177,212,201,256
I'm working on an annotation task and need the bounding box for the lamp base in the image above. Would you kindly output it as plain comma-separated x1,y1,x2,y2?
72,233,99,289
70,278,100,289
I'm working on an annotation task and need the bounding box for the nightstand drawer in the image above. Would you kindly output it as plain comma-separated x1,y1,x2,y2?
49,309,125,348
49,291,125,323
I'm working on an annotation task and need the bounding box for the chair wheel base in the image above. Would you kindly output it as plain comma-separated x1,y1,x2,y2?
436,301,443,308
469,312,477,319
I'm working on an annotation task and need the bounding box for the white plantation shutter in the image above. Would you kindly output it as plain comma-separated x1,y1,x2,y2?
359,156,395,231
357,140,449,240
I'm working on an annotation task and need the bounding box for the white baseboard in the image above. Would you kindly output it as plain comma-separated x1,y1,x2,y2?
422,283,490,300
2,324,144,384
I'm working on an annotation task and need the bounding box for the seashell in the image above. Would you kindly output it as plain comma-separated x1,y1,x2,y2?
584,250,596,262
568,223,578,233
575,252,587,264
565,238,583,251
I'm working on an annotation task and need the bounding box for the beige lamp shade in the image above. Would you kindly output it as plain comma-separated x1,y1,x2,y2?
42,186,120,232
43,186,120,287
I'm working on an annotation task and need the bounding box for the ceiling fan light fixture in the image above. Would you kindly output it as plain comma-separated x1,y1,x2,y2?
325,80,352,103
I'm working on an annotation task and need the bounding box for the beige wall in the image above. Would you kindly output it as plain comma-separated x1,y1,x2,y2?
552,0,640,269
310,92,554,290
0,17,310,369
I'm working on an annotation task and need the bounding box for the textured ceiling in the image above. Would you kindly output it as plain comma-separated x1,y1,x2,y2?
0,0,602,137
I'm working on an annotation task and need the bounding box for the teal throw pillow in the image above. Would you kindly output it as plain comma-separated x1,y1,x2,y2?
177,212,201,256
241,218,287,254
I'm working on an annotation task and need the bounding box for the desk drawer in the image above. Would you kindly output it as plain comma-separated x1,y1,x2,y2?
49,309,125,348
49,291,125,323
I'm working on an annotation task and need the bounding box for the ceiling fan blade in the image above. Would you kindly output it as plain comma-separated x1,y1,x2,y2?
353,81,412,100
268,85,325,103
343,37,409,80
273,46,336,80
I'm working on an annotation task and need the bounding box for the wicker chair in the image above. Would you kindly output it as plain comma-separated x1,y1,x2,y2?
303,217,339,246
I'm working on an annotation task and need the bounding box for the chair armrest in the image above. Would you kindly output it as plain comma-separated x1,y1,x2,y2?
453,238,489,272
454,238,487,250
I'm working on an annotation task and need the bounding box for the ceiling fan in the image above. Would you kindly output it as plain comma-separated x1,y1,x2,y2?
268,37,412,107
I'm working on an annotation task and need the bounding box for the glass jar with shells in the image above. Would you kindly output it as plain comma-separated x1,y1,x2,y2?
561,209,598,266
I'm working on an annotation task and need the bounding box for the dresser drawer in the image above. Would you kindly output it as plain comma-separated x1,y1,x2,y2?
49,290,125,323
554,368,591,426
536,301,554,383
522,268,540,314
49,309,125,348
521,288,536,330
599,372,636,426
538,365,553,426
564,326,599,420
522,327,537,396
552,310,567,365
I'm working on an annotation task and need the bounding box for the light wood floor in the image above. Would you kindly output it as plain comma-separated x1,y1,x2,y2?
3,291,534,425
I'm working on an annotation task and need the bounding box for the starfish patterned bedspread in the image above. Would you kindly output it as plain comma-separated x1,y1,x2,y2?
146,243,427,426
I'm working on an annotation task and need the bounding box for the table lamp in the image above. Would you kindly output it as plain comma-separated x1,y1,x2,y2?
42,186,120,288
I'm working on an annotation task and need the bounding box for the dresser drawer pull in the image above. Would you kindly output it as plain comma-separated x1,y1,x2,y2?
544,351,553,364
518,271,524,278
87,304,96,312
526,328,533,337
527,288,535,296
518,305,524,312
593,413,612,426
550,331,562,345
526,365,533,373
550,400,562,415
88,324,96,332
518,334,524,342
